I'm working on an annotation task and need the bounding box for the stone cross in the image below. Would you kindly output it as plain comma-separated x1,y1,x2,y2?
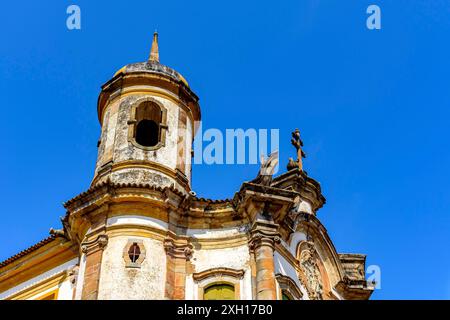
289,128,306,171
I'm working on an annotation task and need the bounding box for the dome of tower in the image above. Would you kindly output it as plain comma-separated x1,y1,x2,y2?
113,31,190,87
113,60,190,87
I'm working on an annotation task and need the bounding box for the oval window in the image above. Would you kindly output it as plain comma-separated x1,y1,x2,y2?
128,243,141,263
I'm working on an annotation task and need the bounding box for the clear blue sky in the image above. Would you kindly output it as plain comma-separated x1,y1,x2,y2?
1,1,449,299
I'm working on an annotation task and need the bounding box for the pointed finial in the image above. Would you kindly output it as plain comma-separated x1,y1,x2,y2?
149,31,159,62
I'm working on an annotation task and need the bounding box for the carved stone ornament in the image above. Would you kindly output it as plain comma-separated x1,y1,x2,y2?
248,231,281,252
163,238,193,260
299,241,323,300
67,265,79,285
193,268,245,282
252,151,279,186
81,234,109,254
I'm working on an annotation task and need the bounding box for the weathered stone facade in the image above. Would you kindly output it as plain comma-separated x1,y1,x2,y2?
0,33,374,300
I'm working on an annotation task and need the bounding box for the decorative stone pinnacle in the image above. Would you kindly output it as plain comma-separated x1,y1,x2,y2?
287,128,306,171
149,31,159,62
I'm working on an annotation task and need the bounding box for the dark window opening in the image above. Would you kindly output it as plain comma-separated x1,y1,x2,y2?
132,101,164,149
135,119,159,147
128,243,141,263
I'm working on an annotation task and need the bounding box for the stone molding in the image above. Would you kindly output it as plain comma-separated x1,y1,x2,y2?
91,159,190,191
275,273,303,300
194,269,243,300
193,268,245,282
248,233,281,252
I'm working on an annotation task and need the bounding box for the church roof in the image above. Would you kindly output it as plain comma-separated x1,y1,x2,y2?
0,235,58,268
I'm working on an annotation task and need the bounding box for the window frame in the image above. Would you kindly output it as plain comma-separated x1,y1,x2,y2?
127,97,168,151
193,267,244,300
123,239,146,268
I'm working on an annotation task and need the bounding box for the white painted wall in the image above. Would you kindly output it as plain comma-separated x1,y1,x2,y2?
274,251,308,299
190,245,253,299
187,226,247,239
192,245,250,272
288,231,307,257
241,267,253,300
107,215,168,231
74,253,86,300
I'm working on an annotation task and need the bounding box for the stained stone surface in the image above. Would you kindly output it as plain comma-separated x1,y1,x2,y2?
192,245,250,273
125,61,184,83
110,168,173,187
98,236,166,300
93,92,194,188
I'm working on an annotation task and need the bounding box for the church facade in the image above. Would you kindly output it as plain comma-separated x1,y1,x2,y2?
0,34,374,300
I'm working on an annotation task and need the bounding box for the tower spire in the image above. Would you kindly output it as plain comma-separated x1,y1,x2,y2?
149,31,159,62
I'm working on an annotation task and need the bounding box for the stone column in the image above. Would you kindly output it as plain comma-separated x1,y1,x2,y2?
249,223,280,300
80,234,108,300
163,236,193,300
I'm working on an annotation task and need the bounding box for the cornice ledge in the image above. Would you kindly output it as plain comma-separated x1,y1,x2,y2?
334,277,375,300
238,182,299,199
271,168,326,211
64,179,186,211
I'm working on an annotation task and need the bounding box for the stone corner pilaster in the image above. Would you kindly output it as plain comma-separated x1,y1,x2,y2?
248,222,280,300
163,235,193,300
80,234,109,300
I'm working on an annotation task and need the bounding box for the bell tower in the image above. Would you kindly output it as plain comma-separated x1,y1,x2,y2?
0,33,374,302
92,32,200,192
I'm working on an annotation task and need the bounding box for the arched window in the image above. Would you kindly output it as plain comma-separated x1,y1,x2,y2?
128,99,167,150
204,283,235,300
193,267,243,300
